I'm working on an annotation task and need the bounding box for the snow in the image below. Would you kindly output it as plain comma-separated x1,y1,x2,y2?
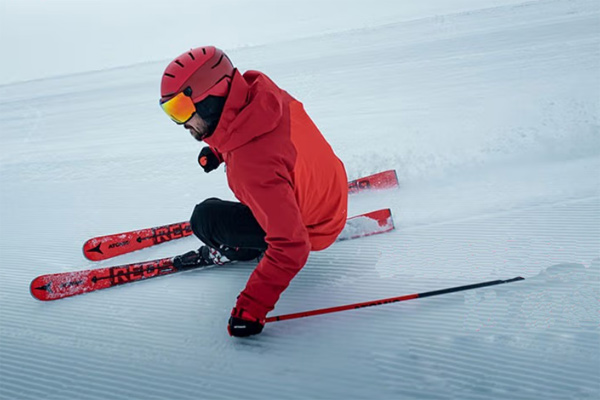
1,0,599,399
1,0,531,85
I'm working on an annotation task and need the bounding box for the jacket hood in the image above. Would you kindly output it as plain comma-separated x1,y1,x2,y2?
204,69,283,153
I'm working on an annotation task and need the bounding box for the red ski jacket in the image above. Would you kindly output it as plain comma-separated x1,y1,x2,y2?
204,69,348,320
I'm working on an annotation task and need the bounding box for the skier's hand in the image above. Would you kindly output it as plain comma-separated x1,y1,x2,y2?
227,307,265,337
198,146,221,173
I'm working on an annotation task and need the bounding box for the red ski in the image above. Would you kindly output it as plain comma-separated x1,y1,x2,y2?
346,169,398,195
84,221,193,262
32,209,394,301
83,170,399,261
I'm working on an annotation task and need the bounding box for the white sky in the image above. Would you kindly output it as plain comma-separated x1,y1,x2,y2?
0,0,529,85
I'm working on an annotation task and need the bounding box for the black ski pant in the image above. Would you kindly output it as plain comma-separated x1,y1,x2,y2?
190,198,267,262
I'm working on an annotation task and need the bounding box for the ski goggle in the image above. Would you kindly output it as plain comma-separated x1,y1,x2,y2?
160,89,196,124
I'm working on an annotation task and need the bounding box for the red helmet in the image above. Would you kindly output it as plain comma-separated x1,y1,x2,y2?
160,46,234,103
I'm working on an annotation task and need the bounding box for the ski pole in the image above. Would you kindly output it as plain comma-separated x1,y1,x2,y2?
265,276,524,323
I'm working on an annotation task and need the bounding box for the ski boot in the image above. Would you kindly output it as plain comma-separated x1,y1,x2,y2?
172,245,232,269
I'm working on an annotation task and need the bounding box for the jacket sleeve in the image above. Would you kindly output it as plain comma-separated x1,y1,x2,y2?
233,154,311,320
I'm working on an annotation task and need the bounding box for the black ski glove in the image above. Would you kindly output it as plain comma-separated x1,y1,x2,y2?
198,146,220,173
228,307,265,337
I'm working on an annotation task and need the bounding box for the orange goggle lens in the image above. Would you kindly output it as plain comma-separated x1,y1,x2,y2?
160,91,196,124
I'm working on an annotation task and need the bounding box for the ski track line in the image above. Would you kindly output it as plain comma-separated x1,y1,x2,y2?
395,195,600,234
372,354,572,397
0,345,223,399
410,342,594,387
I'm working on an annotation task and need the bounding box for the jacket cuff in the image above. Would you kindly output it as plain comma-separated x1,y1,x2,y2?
235,292,271,321
210,147,223,163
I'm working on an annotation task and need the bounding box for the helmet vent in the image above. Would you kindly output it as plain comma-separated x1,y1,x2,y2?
188,51,195,60
164,73,175,78
175,60,184,68
212,54,224,69
202,48,206,55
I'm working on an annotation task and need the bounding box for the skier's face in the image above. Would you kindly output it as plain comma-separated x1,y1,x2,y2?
184,113,210,142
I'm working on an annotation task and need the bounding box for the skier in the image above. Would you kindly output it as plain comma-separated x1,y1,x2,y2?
159,46,348,337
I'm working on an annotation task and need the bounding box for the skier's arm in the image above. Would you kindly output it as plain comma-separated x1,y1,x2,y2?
233,158,311,321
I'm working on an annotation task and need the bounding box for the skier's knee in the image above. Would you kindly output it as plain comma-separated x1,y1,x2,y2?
190,198,220,242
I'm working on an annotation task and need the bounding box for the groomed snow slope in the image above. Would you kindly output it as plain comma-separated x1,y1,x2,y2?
0,0,598,399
